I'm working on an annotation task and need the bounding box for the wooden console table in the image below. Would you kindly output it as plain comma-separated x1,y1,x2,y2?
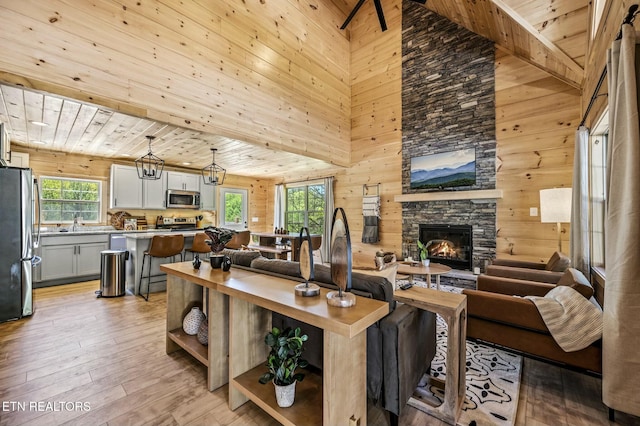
161,262,388,426
394,287,467,425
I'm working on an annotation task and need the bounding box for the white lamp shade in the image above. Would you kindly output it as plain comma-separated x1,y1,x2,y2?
540,188,572,223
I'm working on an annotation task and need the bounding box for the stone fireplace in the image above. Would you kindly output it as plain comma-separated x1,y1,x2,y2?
401,4,497,272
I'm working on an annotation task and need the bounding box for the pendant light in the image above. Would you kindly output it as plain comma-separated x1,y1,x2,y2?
135,135,164,180
201,148,226,186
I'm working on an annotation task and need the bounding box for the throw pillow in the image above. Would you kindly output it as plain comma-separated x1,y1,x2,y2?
556,268,594,299
545,251,571,272
355,263,399,292
374,250,397,270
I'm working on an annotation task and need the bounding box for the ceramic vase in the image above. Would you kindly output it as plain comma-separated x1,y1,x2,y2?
182,307,204,335
274,381,296,408
197,315,208,345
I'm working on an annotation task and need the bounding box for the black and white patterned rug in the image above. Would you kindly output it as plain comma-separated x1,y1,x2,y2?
404,282,523,426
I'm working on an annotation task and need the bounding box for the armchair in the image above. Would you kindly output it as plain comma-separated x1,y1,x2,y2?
486,251,571,283
463,268,602,373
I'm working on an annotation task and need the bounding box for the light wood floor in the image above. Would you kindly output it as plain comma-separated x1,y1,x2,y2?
0,281,638,426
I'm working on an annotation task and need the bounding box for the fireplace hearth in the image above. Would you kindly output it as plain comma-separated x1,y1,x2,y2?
419,224,472,270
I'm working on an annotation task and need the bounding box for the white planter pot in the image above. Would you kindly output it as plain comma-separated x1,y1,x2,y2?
274,381,296,408
422,259,430,267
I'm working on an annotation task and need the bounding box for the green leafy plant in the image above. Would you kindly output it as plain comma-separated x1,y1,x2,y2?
203,226,236,253
259,327,309,386
417,240,428,261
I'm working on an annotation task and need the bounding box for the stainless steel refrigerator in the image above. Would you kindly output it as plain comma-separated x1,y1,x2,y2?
0,167,41,323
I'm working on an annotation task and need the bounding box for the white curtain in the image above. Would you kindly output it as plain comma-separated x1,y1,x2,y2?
603,24,640,417
322,177,335,262
274,184,285,230
570,126,590,276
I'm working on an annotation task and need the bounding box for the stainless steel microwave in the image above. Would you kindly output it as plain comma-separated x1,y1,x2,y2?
166,189,200,209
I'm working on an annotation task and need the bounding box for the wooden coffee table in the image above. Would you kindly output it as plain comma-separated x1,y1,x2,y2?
397,262,452,290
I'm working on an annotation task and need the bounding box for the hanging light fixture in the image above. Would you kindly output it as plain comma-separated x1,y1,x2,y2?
135,135,164,180
201,148,226,186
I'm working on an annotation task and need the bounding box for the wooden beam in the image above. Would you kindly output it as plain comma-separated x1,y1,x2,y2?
492,0,585,82
425,0,584,89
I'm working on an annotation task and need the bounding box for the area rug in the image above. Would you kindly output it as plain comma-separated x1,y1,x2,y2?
400,281,523,426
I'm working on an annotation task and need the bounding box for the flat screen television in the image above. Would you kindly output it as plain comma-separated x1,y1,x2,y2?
410,148,476,190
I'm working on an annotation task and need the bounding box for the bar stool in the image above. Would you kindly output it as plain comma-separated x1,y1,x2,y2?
139,234,184,301
186,232,211,260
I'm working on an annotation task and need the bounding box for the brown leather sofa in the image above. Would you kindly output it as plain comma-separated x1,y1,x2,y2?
486,251,572,283
221,249,437,421
463,268,602,374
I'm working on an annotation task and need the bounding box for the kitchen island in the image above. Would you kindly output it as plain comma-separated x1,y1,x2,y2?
125,231,201,296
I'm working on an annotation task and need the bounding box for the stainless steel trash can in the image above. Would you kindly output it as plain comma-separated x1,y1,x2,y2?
98,250,128,297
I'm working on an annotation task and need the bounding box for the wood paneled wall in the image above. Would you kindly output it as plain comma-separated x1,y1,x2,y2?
337,0,404,266
581,0,640,128
16,146,272,232
495,51,580,262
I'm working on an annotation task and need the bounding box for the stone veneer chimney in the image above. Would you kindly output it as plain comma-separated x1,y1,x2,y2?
401,3,496,271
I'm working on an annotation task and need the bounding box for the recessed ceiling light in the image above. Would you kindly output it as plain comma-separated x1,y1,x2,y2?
30,121,48,127
121,154,130,157
33,141,46,145
183,162,192,166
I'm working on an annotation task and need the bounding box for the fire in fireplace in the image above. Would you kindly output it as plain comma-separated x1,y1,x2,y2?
419,224,472,270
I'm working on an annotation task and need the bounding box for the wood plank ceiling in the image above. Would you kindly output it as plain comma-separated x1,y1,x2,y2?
0,0,591,178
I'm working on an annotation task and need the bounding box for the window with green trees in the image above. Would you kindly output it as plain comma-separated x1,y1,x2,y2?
285,184,325,235
40,177,101,223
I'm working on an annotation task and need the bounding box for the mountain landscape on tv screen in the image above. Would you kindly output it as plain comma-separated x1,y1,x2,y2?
410,160,476,189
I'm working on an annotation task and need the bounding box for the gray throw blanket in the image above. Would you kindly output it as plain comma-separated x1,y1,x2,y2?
525,286,602,352
362,215,379,243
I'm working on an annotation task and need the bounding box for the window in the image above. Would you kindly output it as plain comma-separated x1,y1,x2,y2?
589,112,608,267
219,187,248,230
591,0,607,41
40,176,101,223
285,183,325,235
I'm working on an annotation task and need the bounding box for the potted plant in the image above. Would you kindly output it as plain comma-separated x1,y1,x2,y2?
258,326,309,408
417,240,430,267
203,226,236,268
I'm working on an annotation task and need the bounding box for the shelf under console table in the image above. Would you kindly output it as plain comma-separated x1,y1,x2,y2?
161,262,388,426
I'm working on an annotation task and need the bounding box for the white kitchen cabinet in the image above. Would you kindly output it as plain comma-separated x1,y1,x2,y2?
167,171,200,192
39,234,109,283
40,245,76,281
110,164,143,209
143,173,167,209
199,181,216,210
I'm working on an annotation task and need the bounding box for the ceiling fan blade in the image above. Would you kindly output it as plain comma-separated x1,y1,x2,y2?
340,0,368,30
373,0,387,31
410,0,427,4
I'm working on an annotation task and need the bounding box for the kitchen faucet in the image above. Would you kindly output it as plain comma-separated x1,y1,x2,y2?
72,215,80,232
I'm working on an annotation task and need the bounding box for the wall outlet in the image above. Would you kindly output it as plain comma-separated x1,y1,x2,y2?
251,217,259,222
529,207,538,217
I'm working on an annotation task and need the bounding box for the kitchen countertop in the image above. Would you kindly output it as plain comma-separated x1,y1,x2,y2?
40,227,203,236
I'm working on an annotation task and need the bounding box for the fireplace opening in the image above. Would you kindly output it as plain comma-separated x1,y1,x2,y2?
419,224,472,270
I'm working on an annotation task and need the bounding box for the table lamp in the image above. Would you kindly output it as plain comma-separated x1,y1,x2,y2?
539,188,572,252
